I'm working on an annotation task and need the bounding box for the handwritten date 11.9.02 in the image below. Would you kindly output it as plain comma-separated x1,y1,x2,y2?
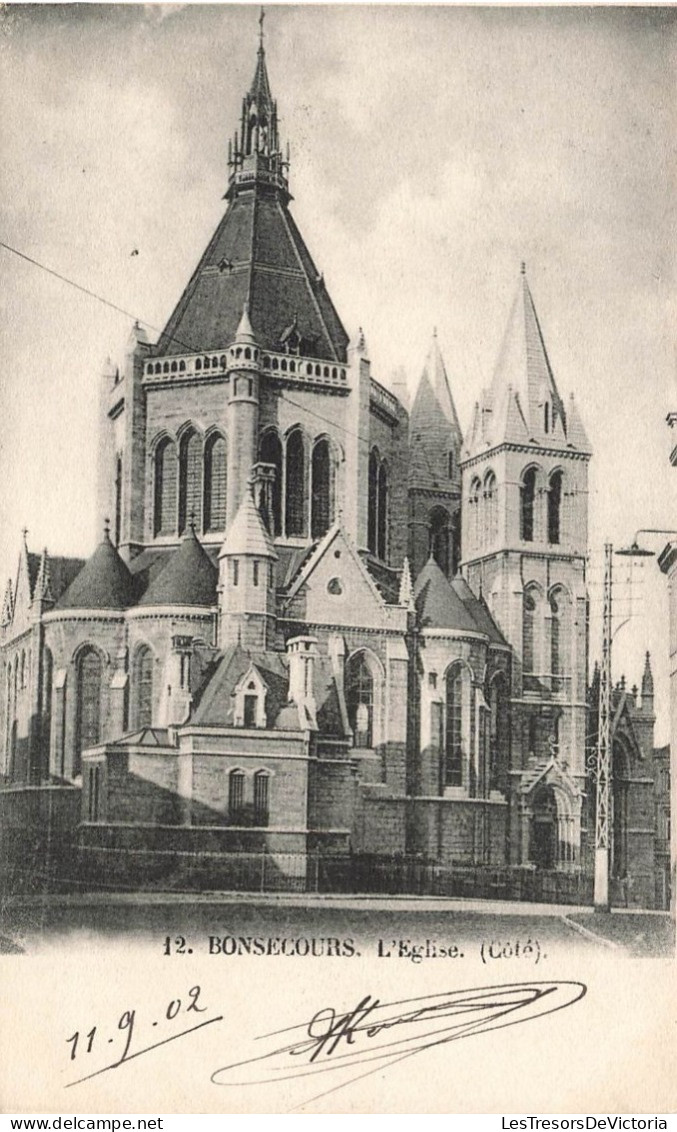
66,985,206,1067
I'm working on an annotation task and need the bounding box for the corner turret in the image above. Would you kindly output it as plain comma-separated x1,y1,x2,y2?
218,482,278,650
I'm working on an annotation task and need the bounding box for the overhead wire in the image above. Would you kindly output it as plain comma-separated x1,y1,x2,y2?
0,238,393,450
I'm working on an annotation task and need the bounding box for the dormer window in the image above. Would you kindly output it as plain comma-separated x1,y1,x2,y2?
234,666,268,728
244,693,257,728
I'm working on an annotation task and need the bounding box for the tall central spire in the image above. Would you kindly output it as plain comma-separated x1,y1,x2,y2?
227,10,288,199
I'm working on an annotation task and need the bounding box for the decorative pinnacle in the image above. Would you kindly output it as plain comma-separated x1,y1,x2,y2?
103,517,111,540
520,261,526,276
258,6,265,51
21,527,28,543
189,510,197,535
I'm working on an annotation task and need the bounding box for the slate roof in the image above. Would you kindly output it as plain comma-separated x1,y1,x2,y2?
153,46,349,364
219,489,277,559
450,577,508,646
26,552,41,596
54,535,134,611
409,336,463,491
110,728,172,748
464,269,592,459
414,558,479,633
138,528,218,607
46,556,87,603
361,554,401,604
190,642,343,736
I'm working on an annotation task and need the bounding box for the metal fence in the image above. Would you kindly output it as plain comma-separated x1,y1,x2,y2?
54,846,595,905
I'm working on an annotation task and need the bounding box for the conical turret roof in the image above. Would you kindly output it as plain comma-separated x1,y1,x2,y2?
139,528,218,607
55,529,134,611
409,334,463,490
413,557,479,633
219,488,277,560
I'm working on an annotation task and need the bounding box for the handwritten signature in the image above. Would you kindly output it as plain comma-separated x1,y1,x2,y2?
211,981,586,1103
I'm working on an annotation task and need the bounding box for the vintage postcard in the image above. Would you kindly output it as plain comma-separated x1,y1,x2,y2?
0,3,675,1115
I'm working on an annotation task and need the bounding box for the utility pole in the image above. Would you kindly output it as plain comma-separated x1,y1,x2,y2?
594,541,613,911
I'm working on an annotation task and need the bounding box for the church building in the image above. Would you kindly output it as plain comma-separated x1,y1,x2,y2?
0,24,663,905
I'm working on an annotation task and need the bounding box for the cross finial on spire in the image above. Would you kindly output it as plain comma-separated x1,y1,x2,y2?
258,6,265,51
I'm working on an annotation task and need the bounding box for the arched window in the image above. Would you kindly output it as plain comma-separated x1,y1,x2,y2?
367,449,379,555
114,454,123,547
345,652,375,748
178,429,202,534
285,429,306,537
134,645,154,729
488,674,509,790
75,647,102,776
154,438,177,537
253,770,270,825
549,589,568,693
204,434,227,533
260,430,283,536
445,663,468,788
377,460,388,560
469,477,481,551
520,467,537,542
548,470,563,545
429,506,450,576
228,769,245,819
41,647,53,775
311,438,332,540
484,471,497,547
523,589,537,686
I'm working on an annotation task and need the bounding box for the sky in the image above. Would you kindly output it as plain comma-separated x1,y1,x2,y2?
0,3,675,740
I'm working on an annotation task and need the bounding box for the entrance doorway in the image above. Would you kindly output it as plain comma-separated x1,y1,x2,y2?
530,786,558,869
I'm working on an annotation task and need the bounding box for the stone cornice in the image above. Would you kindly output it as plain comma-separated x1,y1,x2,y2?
461,442,591,470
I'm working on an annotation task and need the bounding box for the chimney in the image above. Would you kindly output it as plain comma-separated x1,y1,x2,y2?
287,636,318,727
157,635,194,727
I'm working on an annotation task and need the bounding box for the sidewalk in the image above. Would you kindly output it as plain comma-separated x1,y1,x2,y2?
3,886,671,918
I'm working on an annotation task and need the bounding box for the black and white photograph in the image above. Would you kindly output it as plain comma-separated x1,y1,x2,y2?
0,2,675,1115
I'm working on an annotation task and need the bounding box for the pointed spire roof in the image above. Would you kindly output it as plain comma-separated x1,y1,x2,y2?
249,13,273,107
1,578,14,627
235,302,255,343
139,527,218,607
35,548,54,604
413,557,479,633
154,16,349,364
55,526,134,611
566,393,592,454
398,557,415,610
464,267,592,458
642,651,654,697
409,334,463,490
219,486,278,559
490,266,566,441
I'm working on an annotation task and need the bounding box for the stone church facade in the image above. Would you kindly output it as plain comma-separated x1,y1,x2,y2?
0,31,664,905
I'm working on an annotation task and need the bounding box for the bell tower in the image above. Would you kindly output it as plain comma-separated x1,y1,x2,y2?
461,266,593,867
